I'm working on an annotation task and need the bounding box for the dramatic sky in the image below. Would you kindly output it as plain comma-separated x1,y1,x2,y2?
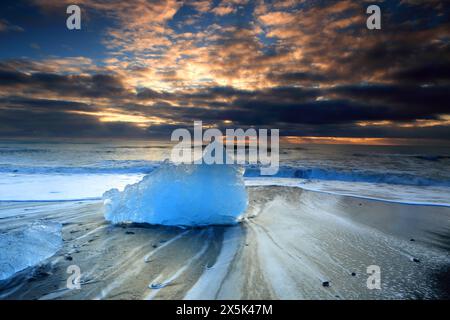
0,0,449,144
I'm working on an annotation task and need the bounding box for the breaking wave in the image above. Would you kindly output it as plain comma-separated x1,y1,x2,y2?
244,166,450,187
2,160,449,188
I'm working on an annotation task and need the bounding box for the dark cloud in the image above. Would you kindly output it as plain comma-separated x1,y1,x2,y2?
0,67,128,99
330,84,450,115
390,62,450,84
0,108,146,138
0,0,449,141
0,96,92,112
134,84,448,126
267,71,331,84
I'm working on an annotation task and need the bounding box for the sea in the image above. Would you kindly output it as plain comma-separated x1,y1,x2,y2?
0,139,449,206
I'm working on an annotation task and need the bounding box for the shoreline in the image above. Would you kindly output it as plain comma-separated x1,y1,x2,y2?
1,181,450,208
0,186,449,299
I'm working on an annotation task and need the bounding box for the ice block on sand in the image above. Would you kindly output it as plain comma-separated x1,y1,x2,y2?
103,162,248,227
0,221,62,281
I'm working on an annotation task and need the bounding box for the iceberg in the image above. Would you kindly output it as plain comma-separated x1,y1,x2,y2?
0,221,62,281
103,162,248,227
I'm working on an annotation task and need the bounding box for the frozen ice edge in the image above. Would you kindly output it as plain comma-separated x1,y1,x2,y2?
103,162,249,228
0,221,63,281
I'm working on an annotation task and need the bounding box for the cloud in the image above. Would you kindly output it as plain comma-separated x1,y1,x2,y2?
390,62,450,84
0,19,24,32
0,107,146,138
211,0,249,16
0,0,448,141
0,63,129,100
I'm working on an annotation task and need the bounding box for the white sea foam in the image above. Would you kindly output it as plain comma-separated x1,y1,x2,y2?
0,174,143,201
0,142,449,207
244,178,450,207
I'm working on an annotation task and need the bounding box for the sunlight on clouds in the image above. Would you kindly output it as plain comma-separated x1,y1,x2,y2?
281,136,410,146
357,118,450,128
0,0,444,142
70,110,161,127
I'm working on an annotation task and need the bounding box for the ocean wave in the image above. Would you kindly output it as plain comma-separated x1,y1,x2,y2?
243,166,450,187
352,152,450,162
1,159,449,188
414,155,450,162
0,160,160,174
0,148,51,154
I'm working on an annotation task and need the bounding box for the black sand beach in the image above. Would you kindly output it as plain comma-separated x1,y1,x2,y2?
1,187,449,300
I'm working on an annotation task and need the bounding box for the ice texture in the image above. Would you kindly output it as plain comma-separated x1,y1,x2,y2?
0,221,62,281
103,162,248,227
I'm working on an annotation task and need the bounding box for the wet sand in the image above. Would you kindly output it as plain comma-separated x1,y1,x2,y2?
0,186,449,300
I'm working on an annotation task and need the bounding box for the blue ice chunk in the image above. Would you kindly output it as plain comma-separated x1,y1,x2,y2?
103,162,248,227
0,221,62,281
